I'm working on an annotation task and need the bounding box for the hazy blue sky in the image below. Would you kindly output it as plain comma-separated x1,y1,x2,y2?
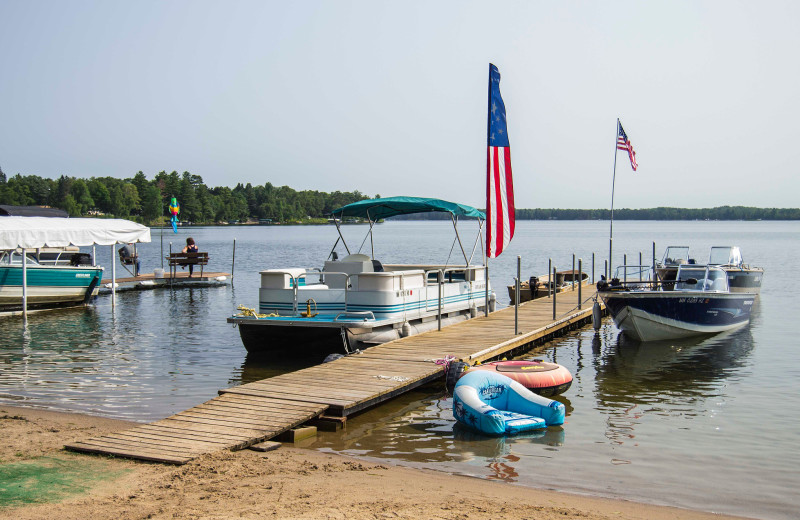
0,1,797,209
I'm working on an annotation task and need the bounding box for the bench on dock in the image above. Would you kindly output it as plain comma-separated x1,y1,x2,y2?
166,252,208,279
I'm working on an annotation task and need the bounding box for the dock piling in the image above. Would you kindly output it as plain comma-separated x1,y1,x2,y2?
572,254,576,291
578,258,582,309
232,238,236,282
552,265,557,320
515,256,520,335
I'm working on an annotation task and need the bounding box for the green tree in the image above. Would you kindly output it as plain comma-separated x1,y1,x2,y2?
70,179,94,214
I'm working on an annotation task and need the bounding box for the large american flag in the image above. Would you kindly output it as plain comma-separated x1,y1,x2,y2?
486,64,515,259
617,120,638,171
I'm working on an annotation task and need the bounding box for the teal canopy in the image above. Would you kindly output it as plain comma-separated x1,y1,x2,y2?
332,196,485,221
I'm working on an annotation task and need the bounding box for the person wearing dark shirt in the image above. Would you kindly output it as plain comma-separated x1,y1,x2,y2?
182,237,199,277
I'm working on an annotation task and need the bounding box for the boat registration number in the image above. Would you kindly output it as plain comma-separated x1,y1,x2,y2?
677,297,709,304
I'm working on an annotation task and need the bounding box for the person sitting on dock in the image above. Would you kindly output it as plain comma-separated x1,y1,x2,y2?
118,243,140,276
182,237,199,277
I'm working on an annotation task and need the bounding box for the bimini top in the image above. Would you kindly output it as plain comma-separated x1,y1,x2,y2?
0,217,151,249
331,196,485,221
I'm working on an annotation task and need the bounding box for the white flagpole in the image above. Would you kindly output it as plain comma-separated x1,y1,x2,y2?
609,119,619,279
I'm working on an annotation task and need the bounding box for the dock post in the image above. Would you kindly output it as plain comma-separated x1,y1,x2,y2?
548,258,552,298
572,254,575,291
232,238,236,282
21,248,27,323
578,258,582,309
515,256,520,335
604,260,608,279
110,245,116,308
169,243,173,287
92,245,96,266
639,252,642,281
592,252,595,283
484,263,489,317
552,265,557,320
438,270,443,331
652,241,657,280
624,254,627,284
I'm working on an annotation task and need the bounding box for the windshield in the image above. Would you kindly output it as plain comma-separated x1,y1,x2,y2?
662,246,690,266
709,246,742,266
675,266,728,292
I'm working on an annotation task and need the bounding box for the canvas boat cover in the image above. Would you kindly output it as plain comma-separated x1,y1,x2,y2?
331,196,485,221
0,217,151,249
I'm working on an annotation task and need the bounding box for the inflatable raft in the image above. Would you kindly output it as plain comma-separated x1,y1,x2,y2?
452,370,565,436
471,360,572,397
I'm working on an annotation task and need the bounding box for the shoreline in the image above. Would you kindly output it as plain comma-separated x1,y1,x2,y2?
0,405,755,520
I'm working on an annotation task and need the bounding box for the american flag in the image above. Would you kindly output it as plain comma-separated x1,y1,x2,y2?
617,120,638,171
486,64,515,259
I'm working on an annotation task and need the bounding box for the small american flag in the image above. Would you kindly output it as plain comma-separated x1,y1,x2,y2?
486,64,515,258
617,120,638,171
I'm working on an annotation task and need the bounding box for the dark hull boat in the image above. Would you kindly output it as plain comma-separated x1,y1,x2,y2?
599,265,756,342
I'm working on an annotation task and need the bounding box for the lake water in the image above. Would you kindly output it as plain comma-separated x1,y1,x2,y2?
0,220,797,519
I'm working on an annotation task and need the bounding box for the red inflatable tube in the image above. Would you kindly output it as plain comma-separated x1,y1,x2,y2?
470,360,572,397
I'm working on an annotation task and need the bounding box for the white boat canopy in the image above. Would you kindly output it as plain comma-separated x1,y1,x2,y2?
0,217,151,249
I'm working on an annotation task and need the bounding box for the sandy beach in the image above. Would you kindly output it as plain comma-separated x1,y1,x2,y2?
0,405,755,520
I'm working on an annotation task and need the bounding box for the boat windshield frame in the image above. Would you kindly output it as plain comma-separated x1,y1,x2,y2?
675,265,729,292
661,246,691,266
709,246,742,267
0,250,43,266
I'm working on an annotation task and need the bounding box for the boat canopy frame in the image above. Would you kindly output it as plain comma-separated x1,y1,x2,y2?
328,196,486,267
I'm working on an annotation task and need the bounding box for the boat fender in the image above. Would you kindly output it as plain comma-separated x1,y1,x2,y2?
592,301,602,330
323,353,345,363
400,321,411,337
489,292,497,312
469,303,478,318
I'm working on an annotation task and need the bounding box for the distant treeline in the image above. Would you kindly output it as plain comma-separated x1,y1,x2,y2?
515,207,800,220
1,168,796,223
0,169,367,224
393,206,800,221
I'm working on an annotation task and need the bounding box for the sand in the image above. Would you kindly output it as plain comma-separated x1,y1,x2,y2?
0,405,753,520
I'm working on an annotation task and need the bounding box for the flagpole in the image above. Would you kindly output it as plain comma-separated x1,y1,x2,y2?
609,118,619,279
485,63,493,316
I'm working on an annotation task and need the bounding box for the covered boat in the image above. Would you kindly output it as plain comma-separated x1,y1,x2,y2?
0,216,151,314
598,264,756,342
228,196,495,356
452,370,565,436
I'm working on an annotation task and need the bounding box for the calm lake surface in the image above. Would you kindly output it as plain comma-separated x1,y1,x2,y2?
1,220,797,519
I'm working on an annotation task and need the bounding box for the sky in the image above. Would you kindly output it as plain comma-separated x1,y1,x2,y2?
0,0,797,210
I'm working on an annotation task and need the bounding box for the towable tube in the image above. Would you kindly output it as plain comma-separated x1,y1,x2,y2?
453,371,565,435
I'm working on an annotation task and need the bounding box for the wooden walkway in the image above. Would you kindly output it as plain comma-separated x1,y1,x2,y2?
66,283,599,464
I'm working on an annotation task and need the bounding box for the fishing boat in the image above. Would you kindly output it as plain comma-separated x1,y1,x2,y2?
507,270,588,304
597,264,756,342
0,216,151,314
228,196,495,355
655,246,763,293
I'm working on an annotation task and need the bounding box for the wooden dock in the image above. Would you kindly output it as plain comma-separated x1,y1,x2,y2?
99,271,231,293
66,282,600,464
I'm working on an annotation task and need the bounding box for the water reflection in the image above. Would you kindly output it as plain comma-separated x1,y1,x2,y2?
592,327,754,448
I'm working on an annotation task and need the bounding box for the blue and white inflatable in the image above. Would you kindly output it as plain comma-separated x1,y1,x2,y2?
453,370,565,435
